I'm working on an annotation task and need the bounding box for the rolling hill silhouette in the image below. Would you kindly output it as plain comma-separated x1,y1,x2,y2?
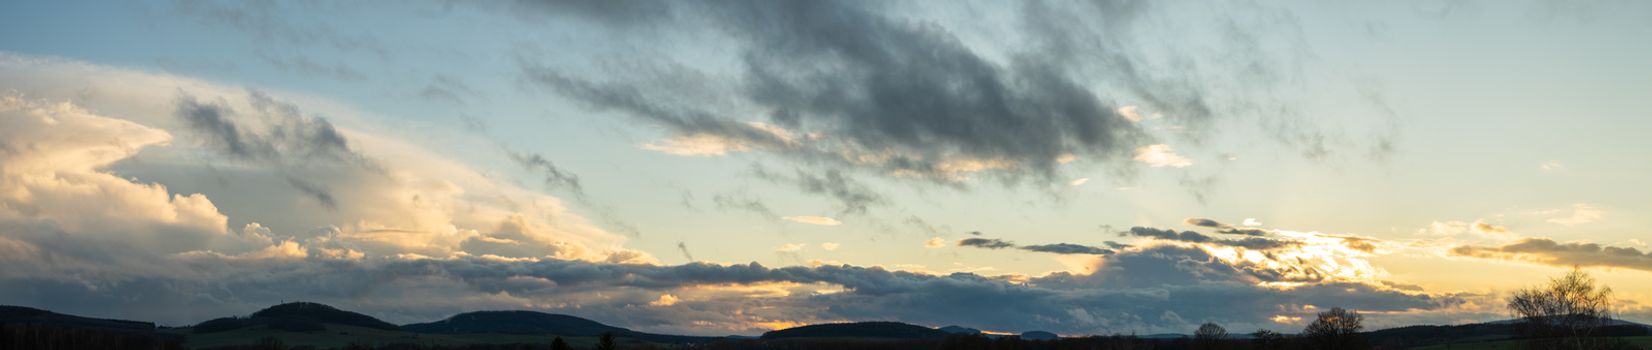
193,302,398,333
0,305,160,334
761,321,948,339
0,305,183,348
8,302,1652,349
402,310,716,343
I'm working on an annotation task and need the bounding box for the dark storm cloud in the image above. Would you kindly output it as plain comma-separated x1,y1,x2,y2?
1183,217,1270,236
958,238,1016,249
1021,243,1113,255
1017,0,1213,129
520,0,1159,185
509,151,586,200
1450,238,1652,272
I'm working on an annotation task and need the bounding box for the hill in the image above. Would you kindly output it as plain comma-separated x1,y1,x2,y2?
1364,319,1652,349
0,305,183,349
0,305,158,333
761,321,948,339
402,310,624,336
1019,331,1059,340
402,310,716,344
939,325,981,335
192,302,398,333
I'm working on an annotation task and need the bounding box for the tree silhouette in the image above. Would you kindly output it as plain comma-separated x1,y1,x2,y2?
1303,307,1365,350
1508,267,1615,350
1192,322,1227,350
255,336,286,350
551,336,571,350
596,331,617,350
1250,329,1287,350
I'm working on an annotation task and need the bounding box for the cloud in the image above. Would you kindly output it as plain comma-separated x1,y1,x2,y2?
0,95,236,255
2,54,640,263
509,151,586,200
1118,105,1147,123
1542,204,1603,226
924,237,948,248
781,216,841,226
711,192,777,218
958,238,1016,249
1242,218,1262,227
1538,161,1562,172
418,74,475,104
1121,227,1298,250
0,85,1456,334
1450,238,1652,272
677,242,696,261
649,294,680,307
518,0,1172,186
1070,178,1090,186
1021,243,1113,255
954,234,1113,256
1470,220,1509,235
1183,217,1270,236
1124,227,1215,243
821,242,840,251
175,90,364,165
1184,217,1224,228
753,167,885,216
1133,144,1193,168
641,134,750,156
0,248,1458,335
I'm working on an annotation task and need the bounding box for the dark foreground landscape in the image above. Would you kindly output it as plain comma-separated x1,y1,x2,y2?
4,301,1650,350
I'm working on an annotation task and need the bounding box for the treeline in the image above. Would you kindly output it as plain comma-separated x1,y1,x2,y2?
0,322,183,350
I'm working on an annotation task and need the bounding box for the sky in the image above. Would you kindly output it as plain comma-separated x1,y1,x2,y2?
2,0,1651,337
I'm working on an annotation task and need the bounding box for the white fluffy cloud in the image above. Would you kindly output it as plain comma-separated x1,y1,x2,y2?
1133,144,1193,168
0,54,647,265
781,215,842,226
0,95,236,255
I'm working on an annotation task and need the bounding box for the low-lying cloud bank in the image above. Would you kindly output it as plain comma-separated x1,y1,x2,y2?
1451,238,1652,273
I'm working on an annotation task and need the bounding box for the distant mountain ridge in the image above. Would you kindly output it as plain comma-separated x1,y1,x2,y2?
402,310,717,343
0,305,158,333
762,321,949,339
10,302,1652,349
0,305,183,347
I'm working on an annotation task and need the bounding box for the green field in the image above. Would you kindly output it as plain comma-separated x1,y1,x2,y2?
1410,336,1652,350
170,324,655,349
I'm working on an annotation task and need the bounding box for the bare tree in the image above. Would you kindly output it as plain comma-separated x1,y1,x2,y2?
1250,329,1287,350
596,332,618,350
1303,307,1365,350
1192,322,1228,350
551,336,571,350
1508,267,1615,350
